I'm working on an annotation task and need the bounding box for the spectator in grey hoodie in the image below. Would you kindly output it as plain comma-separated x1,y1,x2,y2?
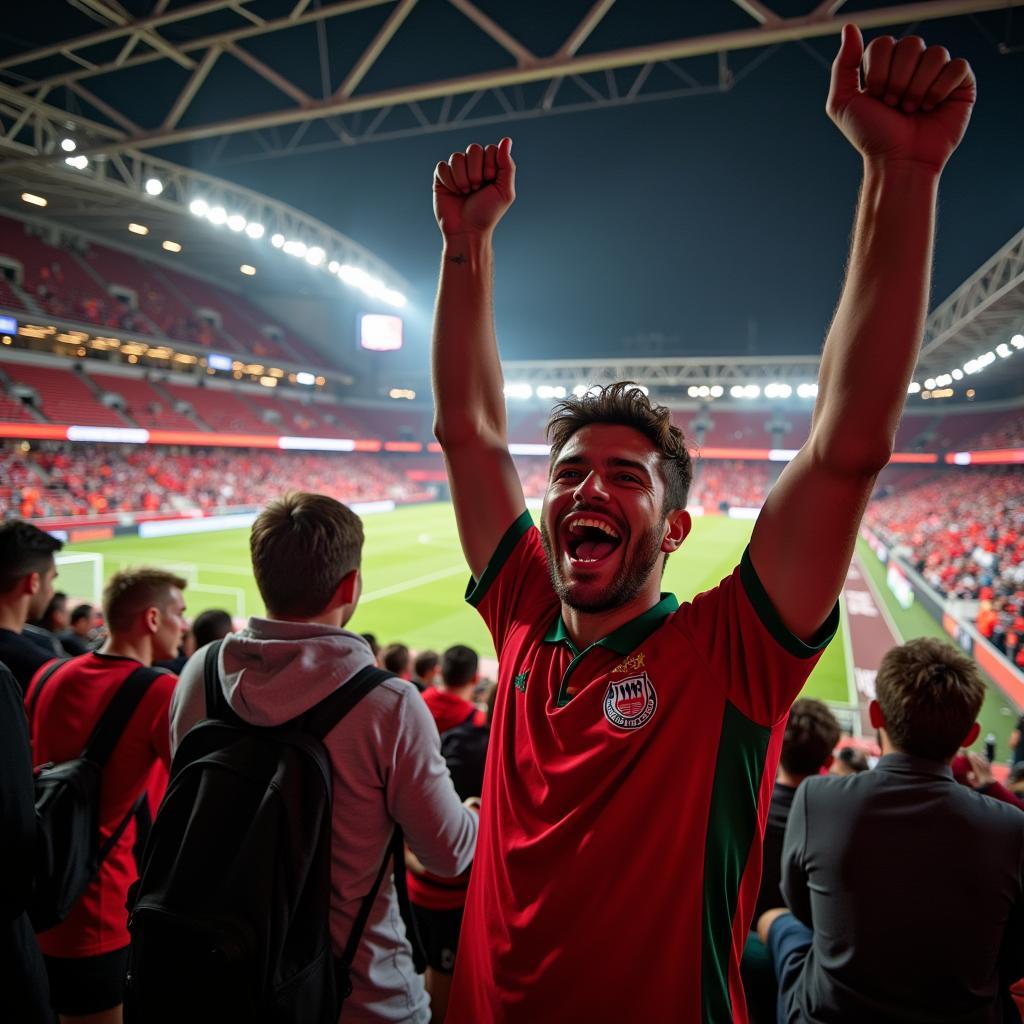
170,492,478,1024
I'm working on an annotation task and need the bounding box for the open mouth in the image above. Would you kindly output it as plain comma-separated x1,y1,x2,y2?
562,514,624,566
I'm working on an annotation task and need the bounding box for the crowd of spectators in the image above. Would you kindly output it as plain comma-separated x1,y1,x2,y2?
689,458,775,510
0,442,422,519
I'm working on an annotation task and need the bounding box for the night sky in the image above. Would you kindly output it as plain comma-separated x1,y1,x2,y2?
2,3,1023,368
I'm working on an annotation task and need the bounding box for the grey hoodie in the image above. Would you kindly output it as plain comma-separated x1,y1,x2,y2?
169,618,478,1024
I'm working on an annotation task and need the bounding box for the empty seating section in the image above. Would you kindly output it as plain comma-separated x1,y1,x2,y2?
506,407,551,443
159,268,295,362
349,405,430,441
163,383,273,434
0,216,124,327
5,363,126,426
0,275,28,311
0,383,35,422
87,373,198,431
243,393,357,437
932,409,1023,450
210,286,323,366
685,410,766,447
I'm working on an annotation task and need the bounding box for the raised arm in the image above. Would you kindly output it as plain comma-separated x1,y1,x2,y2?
431,138,526,580
750,25,976,640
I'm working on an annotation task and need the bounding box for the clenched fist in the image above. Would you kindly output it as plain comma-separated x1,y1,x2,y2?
827,24,976,173
433,137,516,238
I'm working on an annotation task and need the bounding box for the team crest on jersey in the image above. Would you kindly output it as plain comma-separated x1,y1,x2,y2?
603,672,657,730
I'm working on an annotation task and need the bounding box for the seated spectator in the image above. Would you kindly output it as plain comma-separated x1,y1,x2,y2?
0,522,63,692
360,631,380,660
743,699,840,1024
37,591,69,637
169,492,478,1022
413,649,441,692
830,745,869,776
25,568,186,1024
190,608,233,649
408,644,489,1024
382,641,412,680
58,603,98,656
758,637,1024,1024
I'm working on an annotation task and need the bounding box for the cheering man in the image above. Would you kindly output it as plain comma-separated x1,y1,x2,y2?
430,25,975,1023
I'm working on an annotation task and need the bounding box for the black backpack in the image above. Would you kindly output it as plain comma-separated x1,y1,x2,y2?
28,659,160,931
440,709,489,801
125,642,414,1024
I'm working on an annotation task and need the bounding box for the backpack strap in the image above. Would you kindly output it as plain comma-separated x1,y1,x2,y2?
27,657,69,720
441,708,480,737
202,639,243,726
81,664,162,767
303,664,394,741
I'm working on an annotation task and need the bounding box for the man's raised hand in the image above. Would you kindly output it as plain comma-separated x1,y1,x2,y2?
433,138,516,239
827,24,976,173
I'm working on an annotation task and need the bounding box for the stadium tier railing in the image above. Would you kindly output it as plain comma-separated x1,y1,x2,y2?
861,526,1024,709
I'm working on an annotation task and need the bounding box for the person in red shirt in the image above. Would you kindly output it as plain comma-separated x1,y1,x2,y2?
429,24,976,1024
407,644,488,1022
26,567,187,1024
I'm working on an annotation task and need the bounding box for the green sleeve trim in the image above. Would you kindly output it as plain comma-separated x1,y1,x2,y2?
740,546,839,660
465,509,534,608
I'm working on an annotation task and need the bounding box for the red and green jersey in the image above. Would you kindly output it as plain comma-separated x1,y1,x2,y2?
447,512,837,1024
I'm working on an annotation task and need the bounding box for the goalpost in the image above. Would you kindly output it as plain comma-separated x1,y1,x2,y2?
55,552,104,604
54,553,247,619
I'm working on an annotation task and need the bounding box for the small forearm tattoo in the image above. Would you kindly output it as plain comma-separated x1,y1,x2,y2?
448,253,466,264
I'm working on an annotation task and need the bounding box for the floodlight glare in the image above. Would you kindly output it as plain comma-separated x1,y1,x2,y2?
61,138,77,152
951,369,963,380
710,385,724,398
730,385,745,398
208,206,227,226
1012,334,1024,349
283,240,307,258
305,246,325,266
245,222,265,239
64,155,89,170
189,198,208,217
227,214,246,232
924,378,935,390
907,382,921,394
997,343,1011,358
271,233,285,248
144,177,163,196
328,260,340,274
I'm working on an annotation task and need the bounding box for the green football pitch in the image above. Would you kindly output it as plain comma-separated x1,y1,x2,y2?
63,504,852,707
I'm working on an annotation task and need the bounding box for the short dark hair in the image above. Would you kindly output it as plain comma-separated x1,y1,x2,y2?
0,521,63,594
546,381,692,511
381,643,410,675
876,638,985,761
442,644,479,689
414,650,439,680
103,567,187,634
39,591,68,631
837,746,869,773
70,602,94,626
192,608,233,649
250,492,363,618
780,698,841,777
361,632,379,657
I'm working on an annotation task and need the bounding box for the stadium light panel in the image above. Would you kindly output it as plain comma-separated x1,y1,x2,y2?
259,376,277,387
60,138,76,152
144,177,163,196
730,385,745,398
189,198,208,217
271,233,285,248
907,382,921,394
65,155,89,170
283,240,307,258
924,378,935,390
21,192,47,207
208,206,227,226
997,343,1011,358
687,386,699,398
710,385,724,398
162,240,182,253
744,385,761,399
950,369,963,380
240,264,256,276
245,222,265,239
305,246,325,266
328,260,340,274
128,223,149,236
227,214,246,232
1012,335,1024,349
504,383,533,400
295,372,316,386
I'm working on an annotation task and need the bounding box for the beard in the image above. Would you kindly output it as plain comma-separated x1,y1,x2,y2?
540,518,664,614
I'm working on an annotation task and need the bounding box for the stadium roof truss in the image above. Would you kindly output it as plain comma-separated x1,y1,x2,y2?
0,0,1019,168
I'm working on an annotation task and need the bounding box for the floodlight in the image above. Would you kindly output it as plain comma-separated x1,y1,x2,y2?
61,138,76,152
189,198,208,217
144,178,163,196
208,206,227,225
245,222,265,239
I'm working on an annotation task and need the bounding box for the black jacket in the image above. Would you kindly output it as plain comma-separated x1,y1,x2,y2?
782,752,1024,1024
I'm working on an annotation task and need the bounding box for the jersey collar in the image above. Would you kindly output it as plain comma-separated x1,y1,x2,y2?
543,592,679,656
